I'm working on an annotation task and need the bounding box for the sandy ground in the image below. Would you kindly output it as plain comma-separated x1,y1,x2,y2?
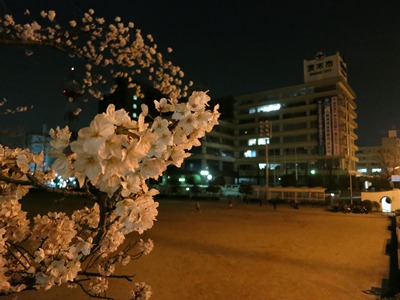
4,199,391,300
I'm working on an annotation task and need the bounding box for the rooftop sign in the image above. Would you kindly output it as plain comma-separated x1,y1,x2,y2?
303,52,347,83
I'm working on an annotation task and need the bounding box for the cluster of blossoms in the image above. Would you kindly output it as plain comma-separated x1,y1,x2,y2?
0,91,219,299
0,97,33,115
0,9,192,113
0,7,220,299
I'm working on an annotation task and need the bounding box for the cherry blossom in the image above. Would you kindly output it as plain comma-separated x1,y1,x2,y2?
0,91,219,298
0,7,220,300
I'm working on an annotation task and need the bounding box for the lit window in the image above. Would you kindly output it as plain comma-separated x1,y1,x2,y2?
249,104,281,114
244,150,256,158
133,95,138,101
372,168,382,173
200,170,209,176
132,103,137,109
258,137,269,145
259,163,266,170
248,138,257,146
132,112,137,118
270,163,279,170
257,103,281,113
357,168,367,173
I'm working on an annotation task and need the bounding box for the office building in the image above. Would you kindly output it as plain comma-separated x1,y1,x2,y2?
232,52,358,189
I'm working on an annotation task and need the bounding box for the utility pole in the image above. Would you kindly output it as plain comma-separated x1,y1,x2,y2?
345,98,353,206
259,120,272,198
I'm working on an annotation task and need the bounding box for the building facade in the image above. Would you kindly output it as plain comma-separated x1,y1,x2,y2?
175,52,359,190
357,130,400,177
179,119,236,185
356,146,383,175
233,52,358,189
0,130,53,170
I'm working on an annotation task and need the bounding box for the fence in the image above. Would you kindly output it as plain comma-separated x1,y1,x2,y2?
252,186,327,203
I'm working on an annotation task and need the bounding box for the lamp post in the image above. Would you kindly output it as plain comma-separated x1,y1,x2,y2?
259,121,272,196
345,156,353,206
344,96,353,206
349,169,353,205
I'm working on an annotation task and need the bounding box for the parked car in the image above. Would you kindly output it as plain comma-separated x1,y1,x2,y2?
330,203,368,214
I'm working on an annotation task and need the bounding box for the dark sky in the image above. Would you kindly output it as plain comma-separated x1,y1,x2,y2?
1,0,400,146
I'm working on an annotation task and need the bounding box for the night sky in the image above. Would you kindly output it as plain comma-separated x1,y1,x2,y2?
1,0,400,146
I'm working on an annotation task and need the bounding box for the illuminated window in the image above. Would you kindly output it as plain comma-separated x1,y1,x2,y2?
259,163,266,170
372,168,382,173
244,150,256,158
248,138,257,146
357,168,367,173
249,103,281,114
132,103,137,109
132,112,137,118
133,95,138,101
258,103,281,113
258,137,270,145
270,163,280,170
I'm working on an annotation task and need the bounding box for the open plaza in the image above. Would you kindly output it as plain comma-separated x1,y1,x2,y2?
6,197,394,300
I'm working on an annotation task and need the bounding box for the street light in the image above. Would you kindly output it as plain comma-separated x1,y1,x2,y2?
200,170,212,183
349,168,353,206
259,120,272,191
345,156,353,206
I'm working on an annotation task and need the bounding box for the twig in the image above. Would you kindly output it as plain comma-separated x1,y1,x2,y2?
74,280,114,300
79,271,135,282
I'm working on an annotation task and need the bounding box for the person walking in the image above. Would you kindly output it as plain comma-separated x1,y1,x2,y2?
228,198,233,209
196,202,201,213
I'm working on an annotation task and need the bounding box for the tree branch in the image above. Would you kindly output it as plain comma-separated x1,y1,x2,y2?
74,281,114,300
0,38,69,54
79,271,135,282
0,172,97,201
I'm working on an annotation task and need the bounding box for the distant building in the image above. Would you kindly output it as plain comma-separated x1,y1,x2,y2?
357,129,400,177
179,119,236,185
0,126,53,170
356,146,383,175
174,95,236,185
99,78,163,118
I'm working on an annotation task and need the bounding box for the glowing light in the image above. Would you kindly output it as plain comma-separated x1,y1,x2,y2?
244,150,256,158
259,163,266,170
249,103,281,114
258,137,269,145
248,138,257,146
200,170,209,176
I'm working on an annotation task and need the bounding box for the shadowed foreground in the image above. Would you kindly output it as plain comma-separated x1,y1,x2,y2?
5,199,390,300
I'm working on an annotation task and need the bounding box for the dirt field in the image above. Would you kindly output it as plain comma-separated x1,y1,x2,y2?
5,199,392,300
